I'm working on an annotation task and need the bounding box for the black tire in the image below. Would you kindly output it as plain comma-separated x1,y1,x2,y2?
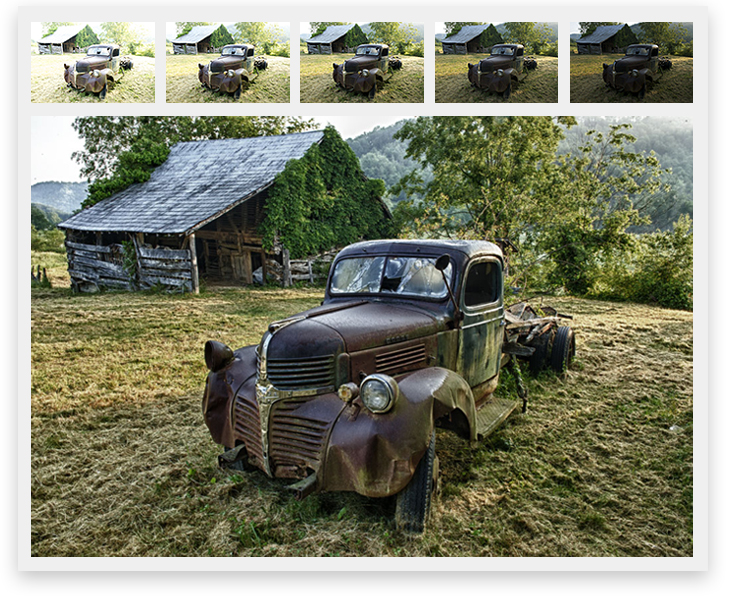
503,82,512,99
550,326,575,373
638,84,646,100
99,84,107,100
233,86,241,100
395,430,438,534
368,85,376,99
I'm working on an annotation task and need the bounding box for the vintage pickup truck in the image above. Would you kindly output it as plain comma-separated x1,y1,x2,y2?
332,43,402,99
202,239,575,533
603,44,672,99
63,44,133,99
467,43,536,99
199,44,267,100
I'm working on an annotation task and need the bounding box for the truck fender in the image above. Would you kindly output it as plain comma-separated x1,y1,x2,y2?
322,367,476,497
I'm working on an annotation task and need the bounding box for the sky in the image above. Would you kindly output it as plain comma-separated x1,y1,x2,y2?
30,115,408,184
166,22,290,41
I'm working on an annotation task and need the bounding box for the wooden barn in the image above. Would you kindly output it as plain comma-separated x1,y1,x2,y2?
440,24,502,54
172,25,218,54
58,131,391,293
37,25,84,54
575,24,638,54
306,24,358,54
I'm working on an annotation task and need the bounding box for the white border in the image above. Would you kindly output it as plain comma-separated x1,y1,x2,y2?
10,0,718,591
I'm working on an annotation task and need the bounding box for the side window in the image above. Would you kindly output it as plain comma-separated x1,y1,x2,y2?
651,47,658,57
382,47,388,56
464,261,500,307
517,47,523,56
248,47,254,57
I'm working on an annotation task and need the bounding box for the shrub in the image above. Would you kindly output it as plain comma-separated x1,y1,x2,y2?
31,226,65,253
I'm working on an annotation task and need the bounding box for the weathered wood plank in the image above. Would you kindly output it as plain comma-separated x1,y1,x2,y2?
137,246,191,260
139,258,191,270
66,240,111,254
140,267,192,280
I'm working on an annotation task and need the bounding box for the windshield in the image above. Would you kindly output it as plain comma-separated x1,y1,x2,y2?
356,46,380,56
330,256,454,299
86,45,111,57
491,46,514,56
222,46,246,56
626,46,649,56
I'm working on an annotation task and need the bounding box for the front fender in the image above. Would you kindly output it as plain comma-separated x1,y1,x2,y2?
202,344,257,448
321,367,475,497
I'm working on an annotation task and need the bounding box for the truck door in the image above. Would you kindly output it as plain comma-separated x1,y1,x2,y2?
111,47,119,73
457,258,504,389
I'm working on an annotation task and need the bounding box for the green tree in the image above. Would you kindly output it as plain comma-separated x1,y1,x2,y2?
368,22,417,52
41,22,74,37
235,22,284,52
74,24,98,47
175,22,213,37
72,116,318,206
31,205,54,230
343,24,368,49
99,22,142,51
502,22,551,53
638,22,689,54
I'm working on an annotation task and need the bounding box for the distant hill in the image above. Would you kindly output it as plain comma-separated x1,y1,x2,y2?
31,181,87,214
31,203,72,230
494,22,558,43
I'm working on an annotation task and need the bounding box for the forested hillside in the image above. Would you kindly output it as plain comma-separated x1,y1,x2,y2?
346,116,692,232
31,181,88,214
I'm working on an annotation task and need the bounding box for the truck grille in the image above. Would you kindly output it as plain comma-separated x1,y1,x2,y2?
262,355,336,390
269,398,329,471
376,343,426,374
233,393,264,466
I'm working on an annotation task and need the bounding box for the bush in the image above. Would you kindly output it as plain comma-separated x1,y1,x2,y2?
31,226,65,253
398,41,424,57
588,215,693,310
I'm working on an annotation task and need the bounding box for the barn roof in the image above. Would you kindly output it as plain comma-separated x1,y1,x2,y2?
38,25,85,44
307,24,356,44
576,24,627,44
441,24,490,44
173,25,219,43
59,130,326,236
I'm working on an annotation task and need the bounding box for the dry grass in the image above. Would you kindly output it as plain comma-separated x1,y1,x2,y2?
435,54,558,103
30,266,693,557
30,53,155,103
300,53,424,103
165,54,290,103
570,53,693,103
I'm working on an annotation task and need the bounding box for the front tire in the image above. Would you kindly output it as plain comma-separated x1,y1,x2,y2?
395,430,438,534
233,86,241,100
502,82,512,99
99,84,107,100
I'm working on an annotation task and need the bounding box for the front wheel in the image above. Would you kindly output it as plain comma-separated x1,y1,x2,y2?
395,430,438,534
502,82,512,99
637,83,646,100
98,84,107,100
233,86,242,100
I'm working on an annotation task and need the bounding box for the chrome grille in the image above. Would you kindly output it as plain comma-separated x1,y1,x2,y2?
263,355,336,390
376,343,426,374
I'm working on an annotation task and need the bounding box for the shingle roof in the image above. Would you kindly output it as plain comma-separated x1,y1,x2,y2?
59,131,326,236
307,24,355,44
441,24,490,44
173,25,219,44
38,25,85,44
576,24,627,44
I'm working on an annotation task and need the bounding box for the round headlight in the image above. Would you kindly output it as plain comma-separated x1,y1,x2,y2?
497,69,504,76
360,374,397,413
361,69,369,77
92,69,100,77
226,69,235,78
631,69,639,77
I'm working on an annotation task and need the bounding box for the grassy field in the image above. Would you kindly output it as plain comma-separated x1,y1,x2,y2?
166,54,290,103
30,252,693,557
435,54,558,103
570,54,693,103
30,54,155,103
300,54,424,103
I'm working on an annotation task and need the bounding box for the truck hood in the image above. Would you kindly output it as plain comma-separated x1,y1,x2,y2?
265,300,443,361
478,55,513,72
344,55,378,72
75,56,109,73
614,55,649,72
209,55,243,73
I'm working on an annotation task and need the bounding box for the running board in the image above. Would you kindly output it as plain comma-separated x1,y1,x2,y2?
475,398,518,440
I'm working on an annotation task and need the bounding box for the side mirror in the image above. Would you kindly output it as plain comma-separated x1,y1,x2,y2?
435,254,450,272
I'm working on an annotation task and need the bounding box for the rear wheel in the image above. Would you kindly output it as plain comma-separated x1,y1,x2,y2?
550,326,575,373
395,431,438,534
